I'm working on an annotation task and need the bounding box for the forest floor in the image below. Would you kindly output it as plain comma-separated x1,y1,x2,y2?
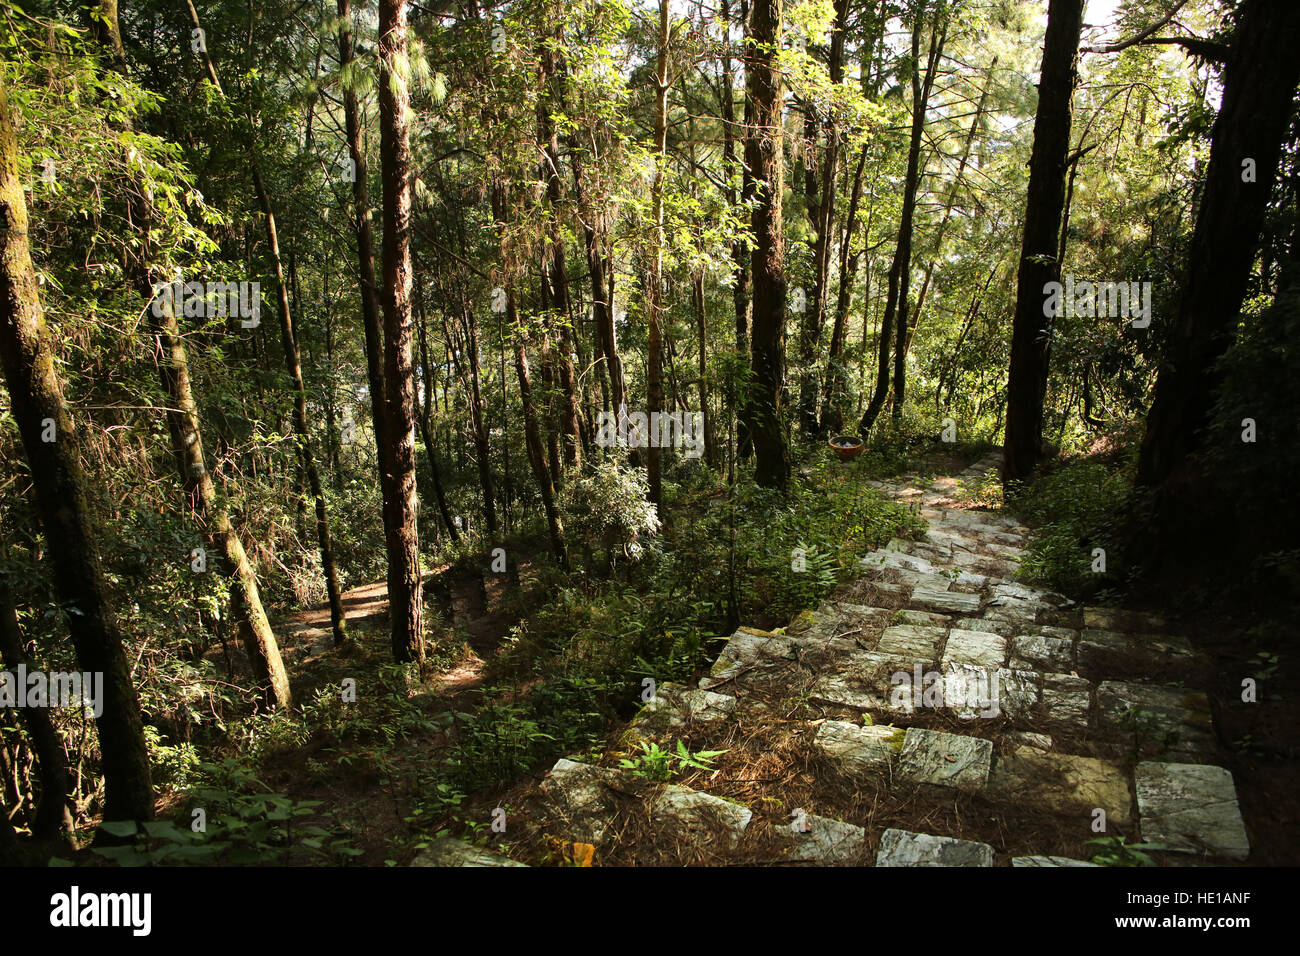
240,448,1295,867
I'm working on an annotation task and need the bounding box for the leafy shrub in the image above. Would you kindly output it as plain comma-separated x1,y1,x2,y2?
81,759,361,866
1009,459,1130,597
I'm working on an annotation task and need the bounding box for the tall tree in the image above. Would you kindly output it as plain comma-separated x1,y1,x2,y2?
743,0,790,489
1002,0,1085,486
251,167,349,647
0,75,154,826
859,1,945,433
721,0,753,459
109,1,292,711
795,0,849,435
0,547,77,846
337,0,397,554
377,0,426,666
1136,0,1300,489
645,0,672,506
537,32,584,471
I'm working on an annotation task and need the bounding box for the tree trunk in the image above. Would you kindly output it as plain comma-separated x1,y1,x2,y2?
723,0,753,460
743,0,790,489
0,77,154,825
538,38,583,472
796,0,848,435
907,56,996,353
645,0,671,507
0,561,77,846
251,167,348,647
858,8,940,434
692,269,717,468
117,3,293,712
378,0,425,666
1136,0,1300,489
337,0,396,549
412,277,461,542
890,8,946,420
1002,0,1085,486
819,144,867,433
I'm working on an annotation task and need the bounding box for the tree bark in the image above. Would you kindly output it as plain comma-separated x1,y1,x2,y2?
0,77,155,824
537,38,583,472
743,0,790,489
723,0,753,460
796,0,848,435
858,7,941,434
337,0,396,550
378,0,425,666
890,8,946,420
0,560,77,846
1136,0,1300,489
1002,0,1085,486
645,0,672,506
114,2,293,712
250,167,348,647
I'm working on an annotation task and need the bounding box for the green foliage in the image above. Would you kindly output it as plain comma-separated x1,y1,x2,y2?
444,699,560,791
561,459,661,564
1117,707,1179,762
82,760,361,866
1085,835,1167,867
1009,459,1131,598
617,739,727,782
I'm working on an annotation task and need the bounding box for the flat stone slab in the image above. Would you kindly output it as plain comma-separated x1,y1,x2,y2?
993,583,1069,606
896,727,992,790
813,720,901,773
412,835,527,867
953,617,1018,638
910,588,981,615
983,601,1042,626
943,628,1007,668
766,812,866,864
1083,607,1167,633
707,628,795,677
893,609,951,627
1012,855,1099,867
651,786,752,849
875,828,994,867
937,664,1015,719
1096,681,1215,757
876,624,945,659
1011,634,1074,671
1135,762,1249,860
1041,673,1093,728
896,569,956,591
809,672,893,712
538,758,627,844
634,683,736,735
862,548,934,574
699,628,798,692
990,747,1132,824
1079,629,1197,673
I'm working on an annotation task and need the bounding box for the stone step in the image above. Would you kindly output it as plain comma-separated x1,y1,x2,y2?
1135,762,1250,860
507,457,1227,866
876,828,995,867
412,834,527,867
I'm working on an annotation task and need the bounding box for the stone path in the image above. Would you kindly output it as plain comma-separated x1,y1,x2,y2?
417,450,1251,867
